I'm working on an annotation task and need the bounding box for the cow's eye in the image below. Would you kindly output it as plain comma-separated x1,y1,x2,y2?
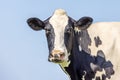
66,28,73,34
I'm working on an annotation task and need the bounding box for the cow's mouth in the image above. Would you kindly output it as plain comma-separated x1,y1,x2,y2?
48,58,64,63
51,59,64,63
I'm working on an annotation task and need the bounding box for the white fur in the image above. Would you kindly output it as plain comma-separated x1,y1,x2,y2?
49,9,70,63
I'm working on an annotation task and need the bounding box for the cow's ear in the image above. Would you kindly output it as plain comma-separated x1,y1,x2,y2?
76,17,93,30
27,18,45,31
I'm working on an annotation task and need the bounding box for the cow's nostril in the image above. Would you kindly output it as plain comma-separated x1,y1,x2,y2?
54,54,60,58
60,53,65,57
48,54,54,62
53,52,65,59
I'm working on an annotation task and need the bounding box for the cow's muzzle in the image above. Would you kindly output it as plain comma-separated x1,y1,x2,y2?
48,50,65,63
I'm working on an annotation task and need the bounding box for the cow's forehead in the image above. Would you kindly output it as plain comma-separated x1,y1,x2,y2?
49,9,69,30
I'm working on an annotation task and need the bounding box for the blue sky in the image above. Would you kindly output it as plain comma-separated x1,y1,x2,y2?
0,0,120,80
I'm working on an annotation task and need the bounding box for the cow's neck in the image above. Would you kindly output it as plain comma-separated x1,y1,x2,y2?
59,32,82,80
59,32,97,80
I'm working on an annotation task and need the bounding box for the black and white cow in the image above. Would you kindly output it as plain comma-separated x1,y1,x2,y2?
27,9,119,80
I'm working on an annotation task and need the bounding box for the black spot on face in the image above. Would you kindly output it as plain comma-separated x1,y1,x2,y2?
44,23,55,54
64,18,75,53
64,25,74,53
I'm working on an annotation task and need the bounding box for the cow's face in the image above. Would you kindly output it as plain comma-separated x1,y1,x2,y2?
27,9,93,63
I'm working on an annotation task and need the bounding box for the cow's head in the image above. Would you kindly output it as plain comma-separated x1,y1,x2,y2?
27,9,93,63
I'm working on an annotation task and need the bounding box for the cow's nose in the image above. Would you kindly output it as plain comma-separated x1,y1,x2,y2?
48,50,65,63
54,54,60,58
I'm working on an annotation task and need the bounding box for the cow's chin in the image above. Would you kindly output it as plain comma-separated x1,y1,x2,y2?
48,58,65,64
52,57,69,64
52,59,64,64
55,56,69,64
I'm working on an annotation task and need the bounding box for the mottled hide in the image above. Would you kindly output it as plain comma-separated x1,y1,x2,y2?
77,22,120,80
27,9,120,80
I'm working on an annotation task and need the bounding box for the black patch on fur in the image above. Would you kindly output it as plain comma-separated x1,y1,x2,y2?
45,23,55,54
64,18,75,53
94,36,102,47
64,50,96,80
96,77,100,80
78,30,92,54
90,50,114,80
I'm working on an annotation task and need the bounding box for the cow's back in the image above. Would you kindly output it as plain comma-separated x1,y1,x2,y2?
81,22,120,80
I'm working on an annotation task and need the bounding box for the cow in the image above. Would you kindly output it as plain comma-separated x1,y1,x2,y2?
27,9,120,80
